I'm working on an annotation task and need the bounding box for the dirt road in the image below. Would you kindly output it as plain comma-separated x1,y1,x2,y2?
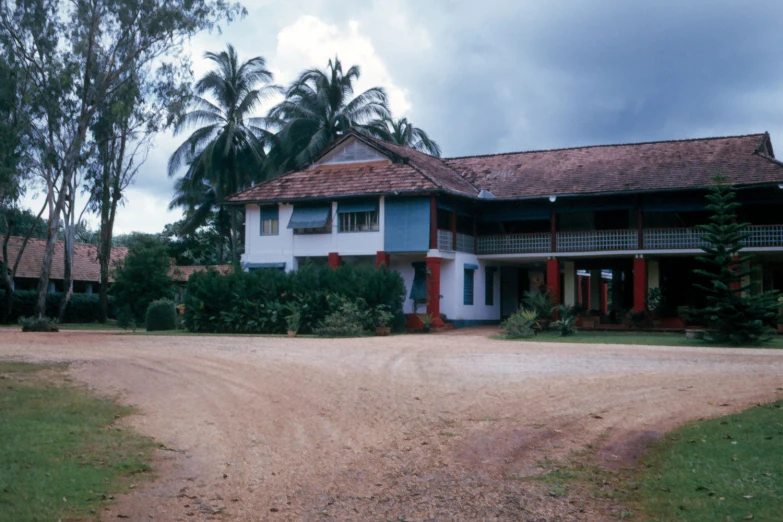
1,329,782,521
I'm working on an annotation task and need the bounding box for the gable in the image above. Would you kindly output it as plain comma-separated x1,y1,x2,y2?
315,138,390,166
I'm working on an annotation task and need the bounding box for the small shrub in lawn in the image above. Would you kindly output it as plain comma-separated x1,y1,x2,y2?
116,305,136,331
550,305,578,336
19,316,59,332
501,308,538,339
145,299,177,331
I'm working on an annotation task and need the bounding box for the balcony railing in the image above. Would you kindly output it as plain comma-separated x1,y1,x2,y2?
437,229,476,254
475,225,783,255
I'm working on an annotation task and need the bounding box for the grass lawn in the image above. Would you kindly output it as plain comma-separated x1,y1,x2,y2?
497,330,783,348
0,362,156,521
531,401,783,521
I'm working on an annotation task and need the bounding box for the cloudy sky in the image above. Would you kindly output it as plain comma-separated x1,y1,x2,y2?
22,0,783,233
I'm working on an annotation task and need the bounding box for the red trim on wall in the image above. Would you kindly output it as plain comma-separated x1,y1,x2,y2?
376,251,390,269
328,252,341,268
633,257,647,312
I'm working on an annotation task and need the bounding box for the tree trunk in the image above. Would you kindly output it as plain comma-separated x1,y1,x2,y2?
58,230,73,321
1,221,15,324
34,190,64,318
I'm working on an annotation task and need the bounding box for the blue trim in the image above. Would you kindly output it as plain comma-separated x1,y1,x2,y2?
384,197,431,252
450,319,501,328
288,206,330,229
259,206,278,221
337,199,378,213
464,263,479,271
246,262,286,271
463,268,474,305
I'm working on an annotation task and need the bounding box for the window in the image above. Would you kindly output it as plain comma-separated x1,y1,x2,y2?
294,216,332,235
339,211,379,232
260,206,279,236
288,206,332,235
464,264,477,305
485,267,497,306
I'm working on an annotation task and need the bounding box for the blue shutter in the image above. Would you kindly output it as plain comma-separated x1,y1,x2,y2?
384,197,431,253
259,206,278,221
463,266,475,306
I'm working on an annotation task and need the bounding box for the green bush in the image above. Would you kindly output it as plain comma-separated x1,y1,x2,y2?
183,262,406,334
550,306,578,336
111,234,175,321
145,299,177,331
116,304,136,331
0,290,115,324
314,295,368,337
19,316,59,332
501,308,538,339
522,290,554,320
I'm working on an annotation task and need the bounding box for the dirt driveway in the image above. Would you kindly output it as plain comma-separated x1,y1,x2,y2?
1,329,782,521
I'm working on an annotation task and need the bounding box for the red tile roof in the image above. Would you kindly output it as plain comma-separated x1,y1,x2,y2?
169,264,232,282
228,132,783,204
3,237,128,283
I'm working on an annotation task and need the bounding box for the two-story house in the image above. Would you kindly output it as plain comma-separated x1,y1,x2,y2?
228,130,783,328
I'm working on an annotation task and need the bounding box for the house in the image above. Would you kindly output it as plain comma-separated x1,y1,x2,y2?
228,131,783,327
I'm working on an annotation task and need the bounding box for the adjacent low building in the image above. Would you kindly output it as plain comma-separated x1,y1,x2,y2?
228,131,783,327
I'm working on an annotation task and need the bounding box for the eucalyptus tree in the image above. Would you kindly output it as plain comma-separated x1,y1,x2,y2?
367,116,442,157
168,44,279,266
267,56,391,172
0,0,243,317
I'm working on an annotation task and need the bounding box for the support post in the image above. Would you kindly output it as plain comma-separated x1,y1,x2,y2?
425,257,444,327
633,256,647,313
376,251,390,269
328,252,341,269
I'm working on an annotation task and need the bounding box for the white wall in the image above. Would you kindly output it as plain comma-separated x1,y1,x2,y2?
243,197,386,270
440,252,501,322
390,257,418,314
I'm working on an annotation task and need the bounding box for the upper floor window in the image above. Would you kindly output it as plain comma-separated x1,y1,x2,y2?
260,206,279,236
288,205,332,235
337,199,379,233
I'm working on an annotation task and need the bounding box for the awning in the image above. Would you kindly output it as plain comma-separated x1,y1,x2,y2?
287,206,330,229
245,262,286,270
464,263,479,271
337,199,378,213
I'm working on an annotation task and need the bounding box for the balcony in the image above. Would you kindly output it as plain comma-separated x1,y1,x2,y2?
437,229,476,254
475,225,783,256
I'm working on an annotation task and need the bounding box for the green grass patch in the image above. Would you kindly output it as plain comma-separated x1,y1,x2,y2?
0,362,156,521
495,330,783,348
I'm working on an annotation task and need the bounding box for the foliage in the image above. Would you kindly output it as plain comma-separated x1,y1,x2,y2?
145,299,177,331
550,306,578,336
691,177,780,344
116,305,137,332
522,290,554,320
0,208,48,239
0,363,155,521
366,116,441,156
0,290,115,323
645,287,663,313
501,330,783,348
168,44,279,265
314,295,368,337
285,304,301,333
19,315,59,332
374,305,394,327
111,234,175,321
500,308,538,339
267,56,390,172
162,216,231,265
183,262,405,334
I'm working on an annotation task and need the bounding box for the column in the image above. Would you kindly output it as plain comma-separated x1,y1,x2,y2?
589,269,602,312
633,256,647,313
327,252,341,268
546,257,560,316
376,251,390,269
425,257,445,327
563,261,576,307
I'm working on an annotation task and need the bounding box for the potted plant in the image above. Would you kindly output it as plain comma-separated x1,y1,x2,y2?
375,305,393,336
285,307,301,338
421,313,433,333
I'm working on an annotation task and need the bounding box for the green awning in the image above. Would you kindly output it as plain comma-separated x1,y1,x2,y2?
287,206,330,229
337,199,378,213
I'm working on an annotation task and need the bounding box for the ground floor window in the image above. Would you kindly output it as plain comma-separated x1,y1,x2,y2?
464,264,477,305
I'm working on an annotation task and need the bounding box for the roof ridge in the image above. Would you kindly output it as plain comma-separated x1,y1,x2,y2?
445,132,768,161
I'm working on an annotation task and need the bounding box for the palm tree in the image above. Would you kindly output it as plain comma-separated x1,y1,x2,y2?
267,56,391,172
367,116,442,157
168,44,278,265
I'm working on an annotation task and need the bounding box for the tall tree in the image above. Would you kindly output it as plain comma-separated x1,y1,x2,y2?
267,56,390,172
1,0,243,317
692,176,779,344
168,44,278,266
367,116,442,157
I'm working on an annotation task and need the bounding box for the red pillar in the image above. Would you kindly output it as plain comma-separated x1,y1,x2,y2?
633,256,647,313
328,252,341,268
425,257,445,327
376,251,390,269
547,258,560,319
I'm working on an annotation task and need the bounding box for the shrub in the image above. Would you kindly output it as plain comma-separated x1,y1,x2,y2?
314,295,368,337
522,290,554,320
501,308,538,339
285,305,301,333
19,316,59,332
111,234,175,321
0,290,115,323
116,304,136,331
374,305,394,327
550,305,578,336
145,299,177,331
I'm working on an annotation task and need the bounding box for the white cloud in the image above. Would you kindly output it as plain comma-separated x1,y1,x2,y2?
275,15,412,116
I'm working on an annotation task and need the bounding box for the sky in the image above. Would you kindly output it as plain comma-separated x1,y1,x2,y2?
20,0,783,234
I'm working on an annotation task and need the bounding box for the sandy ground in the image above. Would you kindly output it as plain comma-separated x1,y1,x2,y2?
1,328,782,521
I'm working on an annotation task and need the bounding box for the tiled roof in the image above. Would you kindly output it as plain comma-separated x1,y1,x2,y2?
228,132,783,204
445,133,783,198
4,237,128,282
169,264,232,282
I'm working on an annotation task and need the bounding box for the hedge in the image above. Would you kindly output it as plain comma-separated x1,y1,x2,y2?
183,262,406,334
0,290,116,323
145,299,177,331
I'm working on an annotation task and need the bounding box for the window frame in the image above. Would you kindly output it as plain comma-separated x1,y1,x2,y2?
338,210,379,233
464,268,475,306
